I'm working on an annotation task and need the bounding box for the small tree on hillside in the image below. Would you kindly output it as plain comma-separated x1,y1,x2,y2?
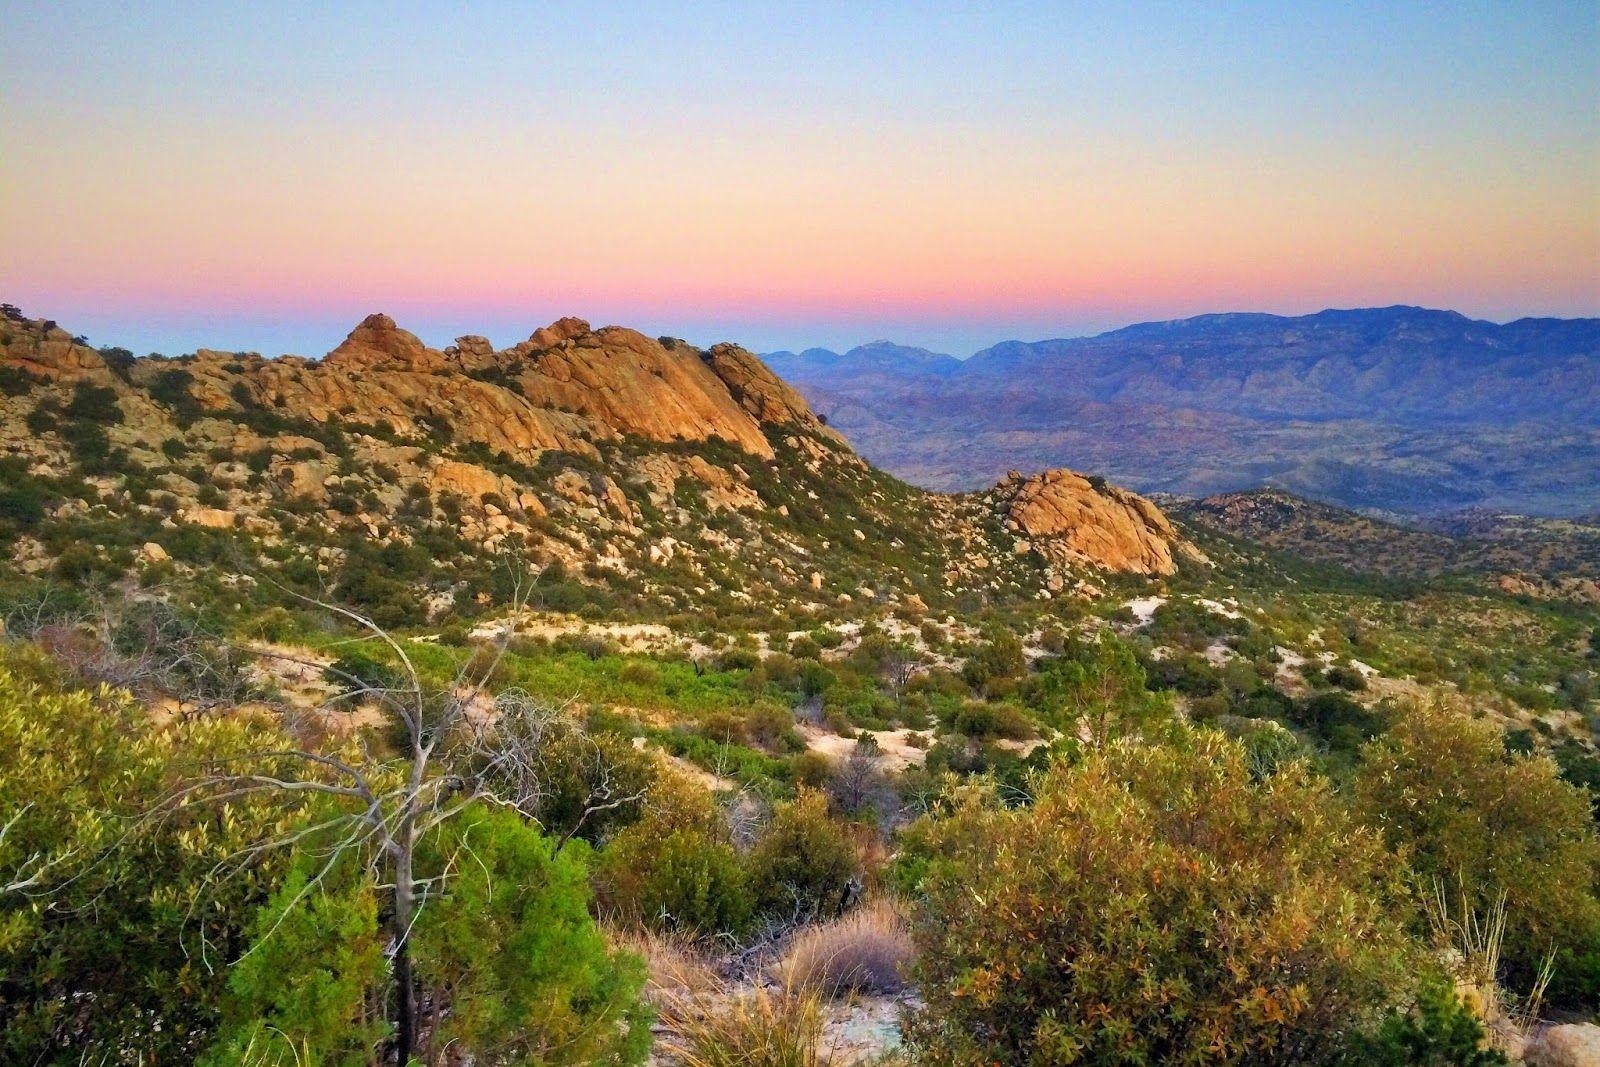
174,581,651,1064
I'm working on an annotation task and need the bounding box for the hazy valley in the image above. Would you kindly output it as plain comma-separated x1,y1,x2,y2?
767,306,1600,517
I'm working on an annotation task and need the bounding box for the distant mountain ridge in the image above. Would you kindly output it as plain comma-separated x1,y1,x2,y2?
764,306,1600,516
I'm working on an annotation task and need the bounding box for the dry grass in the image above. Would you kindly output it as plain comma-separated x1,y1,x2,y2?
615,923,838,1065
1427,883,1554,1053
658,977,833,1067
608,924,722,1000
776,899,913,998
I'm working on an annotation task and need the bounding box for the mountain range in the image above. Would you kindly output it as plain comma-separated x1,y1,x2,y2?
766,306,1600,517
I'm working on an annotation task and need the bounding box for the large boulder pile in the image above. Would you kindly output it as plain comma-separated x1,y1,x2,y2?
1001,468,1186,577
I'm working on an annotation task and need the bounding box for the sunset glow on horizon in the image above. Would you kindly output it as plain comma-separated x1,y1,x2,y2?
2,2,1596,358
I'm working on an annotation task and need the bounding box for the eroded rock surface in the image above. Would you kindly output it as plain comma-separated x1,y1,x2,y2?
1001,469,1185,576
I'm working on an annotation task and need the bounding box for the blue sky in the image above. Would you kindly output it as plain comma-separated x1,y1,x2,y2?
2,1,1595,357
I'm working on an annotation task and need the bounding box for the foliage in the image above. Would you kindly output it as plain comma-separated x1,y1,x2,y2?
1342,974,1507,1066
411,806,651,1064
1352,699,1600,1002
747,788,861,920
203,849,389,1066
598,822,754,938
0,645,301,1063
904,728,1422,1065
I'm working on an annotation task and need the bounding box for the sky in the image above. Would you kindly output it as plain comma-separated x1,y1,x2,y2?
1,2,1596,358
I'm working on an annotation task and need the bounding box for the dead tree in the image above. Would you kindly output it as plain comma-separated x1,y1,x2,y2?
170,580,645,1065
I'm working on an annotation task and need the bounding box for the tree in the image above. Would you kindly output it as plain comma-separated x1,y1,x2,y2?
206,806,650,1065
828,735,890,818
178,583,651,1064
1027,635,1165,745
904,728,1423,1065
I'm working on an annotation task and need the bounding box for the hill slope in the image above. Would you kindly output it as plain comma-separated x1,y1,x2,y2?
768,306,1600,516
0,304,1191,631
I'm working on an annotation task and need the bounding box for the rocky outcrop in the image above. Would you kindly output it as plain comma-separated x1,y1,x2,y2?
0,311,109,379
1001,469,1185,576
0,310,842,466
323,313,448,373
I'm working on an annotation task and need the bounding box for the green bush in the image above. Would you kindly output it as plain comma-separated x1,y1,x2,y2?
1353,699,1600,1003
63,382,123,424
598,823,753,937
0,648,301,1062
904,728,1422,1065
746,788,859,920
1342,974,1506,1066
411,807,651,1063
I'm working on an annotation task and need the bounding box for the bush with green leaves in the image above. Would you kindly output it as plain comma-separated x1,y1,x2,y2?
595,776,754,937
1353,699,1600,1003
1340,975,1506,1066
746,787,860,920
410,806,651,1063
598,822,754,937
0,645,302,1063
203,849,390,1066
207,805,650,1066
903,728,1423,1065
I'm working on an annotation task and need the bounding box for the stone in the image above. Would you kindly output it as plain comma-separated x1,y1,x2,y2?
180,506,237,529
1525,1024,1600,1067
1004,468,1183,576
139,542,169,563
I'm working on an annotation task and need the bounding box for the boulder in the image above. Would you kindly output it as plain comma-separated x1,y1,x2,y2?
1004,468,1183,577
1525,1024,1600,1067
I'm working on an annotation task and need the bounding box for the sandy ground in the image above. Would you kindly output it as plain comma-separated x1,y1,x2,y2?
799,723,932,771
1124,595,1166,626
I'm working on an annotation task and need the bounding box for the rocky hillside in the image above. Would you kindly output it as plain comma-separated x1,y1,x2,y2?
0,304,1192,629
1173,487,1600,601
767,306,1600,517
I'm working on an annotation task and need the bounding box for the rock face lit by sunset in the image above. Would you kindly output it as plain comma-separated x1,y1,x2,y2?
2,3,1595,357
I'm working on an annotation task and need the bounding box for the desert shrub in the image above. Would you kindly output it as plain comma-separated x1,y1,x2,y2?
1216,714,1311,780
0,365,39,396
776,899,912,996
0,649,302,1062
410,807,651,1063
1352,699,1600,1003
950,700,1034,740
0,483,45,530
1341,974,1506,1066
961,631,1025,694
63,382,123,424
324,650,404,700
598,825,752,937
746,703,800,752
789,635,822,660
1326,662,1369,691
904,728,1422,1065
1290,689,1387,755
747,788,860,920
790,750,833,788
715,646,761,672
618,660,661,688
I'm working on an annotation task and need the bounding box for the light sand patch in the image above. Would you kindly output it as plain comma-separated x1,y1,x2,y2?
1124,596,1166,626
799,724,931,772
